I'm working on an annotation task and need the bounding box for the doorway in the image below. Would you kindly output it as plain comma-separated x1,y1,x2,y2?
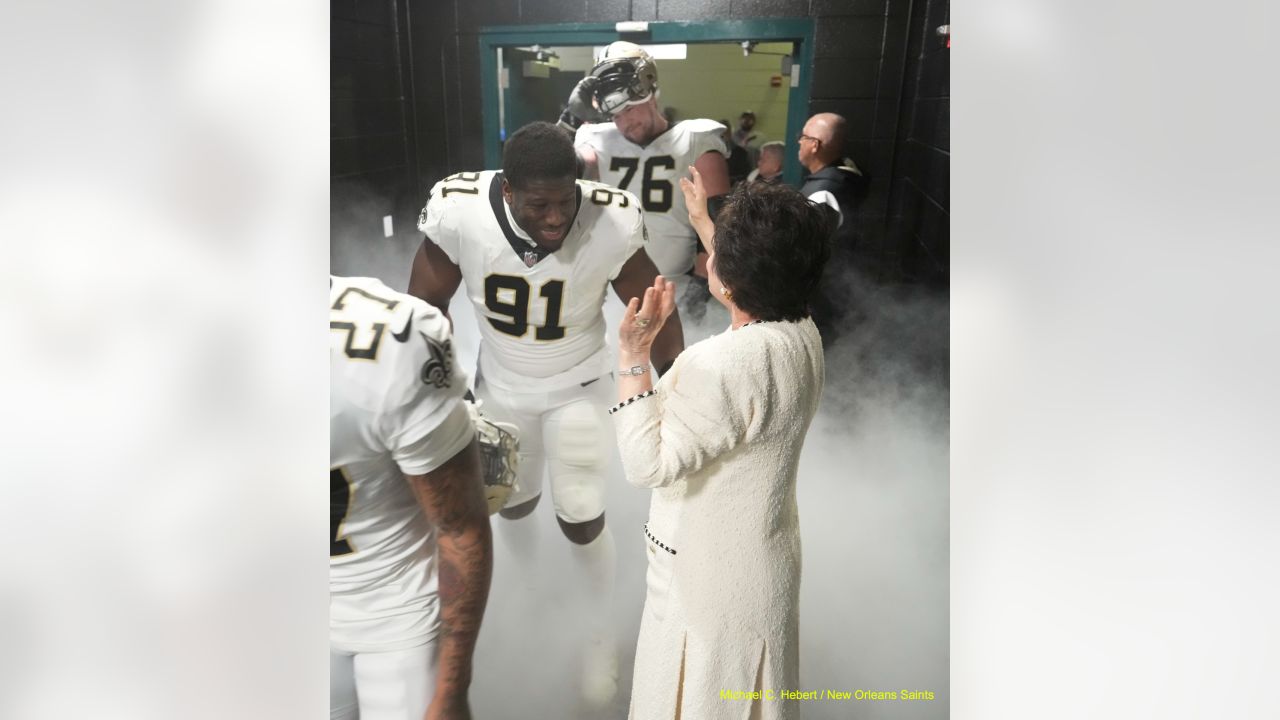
478,20,816,185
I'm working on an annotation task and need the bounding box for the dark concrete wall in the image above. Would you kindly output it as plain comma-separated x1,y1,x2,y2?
332,0,949,285
331,0,419,240
889,0,948,285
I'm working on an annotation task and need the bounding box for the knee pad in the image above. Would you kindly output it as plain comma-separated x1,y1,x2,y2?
552,400,607,471
546,399,609,523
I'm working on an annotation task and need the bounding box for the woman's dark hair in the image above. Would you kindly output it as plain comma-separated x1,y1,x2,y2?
502,122,578,189
713,182,834,322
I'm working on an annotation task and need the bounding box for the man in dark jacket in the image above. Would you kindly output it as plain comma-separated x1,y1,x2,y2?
798,113,862,242
798,112,865,345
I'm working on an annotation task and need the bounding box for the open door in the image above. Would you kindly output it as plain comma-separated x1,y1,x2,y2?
479,20,816,186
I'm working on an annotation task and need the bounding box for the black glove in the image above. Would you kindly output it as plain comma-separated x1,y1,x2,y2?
556,76,608,132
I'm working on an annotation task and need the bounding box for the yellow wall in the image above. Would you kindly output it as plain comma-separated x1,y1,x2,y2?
655,42,793,147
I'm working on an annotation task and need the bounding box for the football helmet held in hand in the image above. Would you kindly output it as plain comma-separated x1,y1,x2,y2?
557,75,610,131
587,41,659,118
465,400,520,515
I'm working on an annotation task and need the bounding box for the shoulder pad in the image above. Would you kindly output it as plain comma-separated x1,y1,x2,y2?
428,170,490,200
677,118,727,136
574,123,612,144
576,179,642,216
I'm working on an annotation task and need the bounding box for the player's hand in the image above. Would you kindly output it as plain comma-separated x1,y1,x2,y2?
620,275,677,354
424,691,471,720
557,76,607,131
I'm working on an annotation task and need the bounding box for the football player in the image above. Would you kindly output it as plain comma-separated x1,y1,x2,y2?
409,121,684,705
330,275,494,720
561,41,733,320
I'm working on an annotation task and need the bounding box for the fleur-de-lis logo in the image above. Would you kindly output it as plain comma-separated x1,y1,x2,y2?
420,335,452,389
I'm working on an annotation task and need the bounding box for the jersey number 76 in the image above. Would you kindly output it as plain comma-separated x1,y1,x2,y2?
610,155,675,213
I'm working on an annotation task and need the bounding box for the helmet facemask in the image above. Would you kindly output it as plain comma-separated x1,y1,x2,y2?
588,55,659,118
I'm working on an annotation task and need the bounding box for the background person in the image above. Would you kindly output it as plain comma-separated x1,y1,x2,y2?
797,112,863,243
798,112,866,346
732,110,761,166
718,118,752,187
745,140,785,185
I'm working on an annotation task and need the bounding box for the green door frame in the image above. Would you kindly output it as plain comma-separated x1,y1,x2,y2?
478,20,817,186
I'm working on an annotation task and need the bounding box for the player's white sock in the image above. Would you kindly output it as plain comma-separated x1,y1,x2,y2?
496,510,541,591
568,524,617,706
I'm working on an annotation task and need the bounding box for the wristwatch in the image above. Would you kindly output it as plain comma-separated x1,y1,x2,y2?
619,364,650,377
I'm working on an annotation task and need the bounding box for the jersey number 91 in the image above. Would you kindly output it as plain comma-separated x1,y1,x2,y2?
484,275,567,340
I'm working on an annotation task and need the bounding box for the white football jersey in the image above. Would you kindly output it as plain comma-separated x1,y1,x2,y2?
330,275,474,652
576,118,728,276
417,170,646,393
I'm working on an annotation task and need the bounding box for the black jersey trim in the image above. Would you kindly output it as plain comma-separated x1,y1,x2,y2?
488,173,583,266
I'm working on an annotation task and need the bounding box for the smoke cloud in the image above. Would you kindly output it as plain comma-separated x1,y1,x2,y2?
333,225,949,718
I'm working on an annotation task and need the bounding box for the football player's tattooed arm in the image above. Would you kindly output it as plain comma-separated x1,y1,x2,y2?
612,248,684,376
577,145,600,181
409,236,463,321
408,438,492,719
690,150,731,279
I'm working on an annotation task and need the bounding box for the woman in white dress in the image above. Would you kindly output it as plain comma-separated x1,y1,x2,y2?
609,167,833,720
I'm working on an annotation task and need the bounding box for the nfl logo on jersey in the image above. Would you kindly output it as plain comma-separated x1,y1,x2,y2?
522,250,540,267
